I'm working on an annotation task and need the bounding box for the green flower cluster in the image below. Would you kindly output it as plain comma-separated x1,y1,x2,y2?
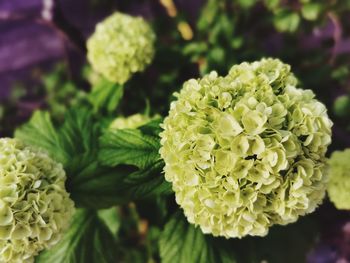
327,149,350,210
160,58,332,238
109,114,152,130
87,12,156,84
0,138,75,262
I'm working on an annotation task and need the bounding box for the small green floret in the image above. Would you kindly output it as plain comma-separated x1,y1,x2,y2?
0,138,75,263
160,58,333,238
87,12,156,84
328,149,350,210
109,114,152,130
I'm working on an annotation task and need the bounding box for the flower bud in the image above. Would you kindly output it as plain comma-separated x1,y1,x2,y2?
160,58,333,238
0,138,75,262
328,149,350,210
109,114,152,130
87,12,156,84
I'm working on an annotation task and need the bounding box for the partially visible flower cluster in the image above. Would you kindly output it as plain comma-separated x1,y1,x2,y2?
87,12,155,84
160,58,333,238
327,149,350,210
0,138,75,263
109,114,152,130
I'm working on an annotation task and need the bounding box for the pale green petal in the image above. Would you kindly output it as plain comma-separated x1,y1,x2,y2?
109,114,154,130
0,206,13,226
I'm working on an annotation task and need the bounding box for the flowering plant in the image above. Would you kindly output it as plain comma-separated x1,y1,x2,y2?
2,0,350,262
160,58,332,238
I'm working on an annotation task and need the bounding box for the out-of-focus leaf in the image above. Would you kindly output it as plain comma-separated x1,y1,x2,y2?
252,216,319,263
274,10,300,32
238,0,257,9
232,216,319,263
334,95,350,118
36,209,117,263
183,42,208,56
301,3,322,21
331,66,349,81
264,0,281,11
159,212,237,263
88,78,124,114
231,37,244,49
197,0,220,32
97,207,121,236
209,47,225,64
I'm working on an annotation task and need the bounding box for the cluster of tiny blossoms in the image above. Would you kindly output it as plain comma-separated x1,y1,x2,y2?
109,114,152,130
0,138,75,263
160,58,332,238
327,149,350,210
87,12,155,84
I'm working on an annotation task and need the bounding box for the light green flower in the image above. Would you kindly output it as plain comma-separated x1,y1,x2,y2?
109,114,153,130
327,149,350,210
160,58,333,238
0,138,75,262
87,12,155,84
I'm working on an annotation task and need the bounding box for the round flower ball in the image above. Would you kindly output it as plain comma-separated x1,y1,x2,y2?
327,149,350,210
0,138,75,262
87,12,156,84
109,114,152,130
160,58,333,238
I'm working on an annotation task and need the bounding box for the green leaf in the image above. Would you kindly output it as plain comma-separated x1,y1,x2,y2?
182,42,208,56
98,207,120,236
333,95,350,118
88,78,124,114
273,10,300,32
264,0,280,11
227,215,319,263
139,118,163,137
237,0,257,9
70,160,171,208
15,111,67,163
16,108,169,210
59,108,98,163
99,129,160,169
159,212,237,263
301,3,321,21
68,164,137,208
123,159,172,198
36,209,117,263
15,108,96,168
197,0,220,32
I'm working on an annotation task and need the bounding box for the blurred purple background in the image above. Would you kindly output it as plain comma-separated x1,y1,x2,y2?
0,0,206,99
0,0,108,99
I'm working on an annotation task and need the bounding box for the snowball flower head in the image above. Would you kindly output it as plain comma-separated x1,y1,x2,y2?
109,114,152,130
327,149,350,210
87,12,156,84
0,138,75,262
160,58,332,238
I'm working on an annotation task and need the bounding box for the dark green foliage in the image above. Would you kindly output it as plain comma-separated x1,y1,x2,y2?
159,212,237,263
36,209,118,263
